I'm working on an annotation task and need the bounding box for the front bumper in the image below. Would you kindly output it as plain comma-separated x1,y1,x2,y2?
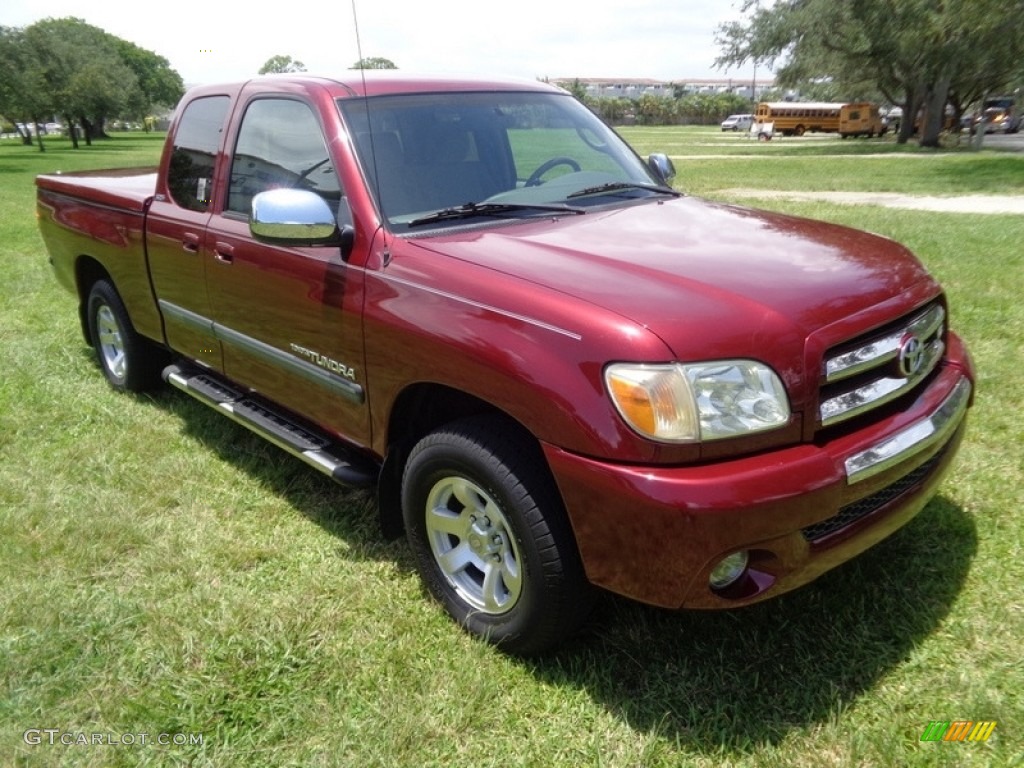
544,345,973,610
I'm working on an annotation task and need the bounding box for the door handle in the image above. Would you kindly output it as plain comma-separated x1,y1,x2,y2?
182,232,200,253
213,242,234,263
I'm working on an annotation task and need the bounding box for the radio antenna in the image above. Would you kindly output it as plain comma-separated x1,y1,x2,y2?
350,0,367,79
350,0,384,223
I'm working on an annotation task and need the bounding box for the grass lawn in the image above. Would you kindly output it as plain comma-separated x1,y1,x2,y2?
2,131,1022,767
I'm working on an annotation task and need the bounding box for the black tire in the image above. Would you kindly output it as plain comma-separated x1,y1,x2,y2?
401,417,593,655
86,279,164,392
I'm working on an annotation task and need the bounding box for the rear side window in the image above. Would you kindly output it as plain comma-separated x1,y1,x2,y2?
168,96,230,212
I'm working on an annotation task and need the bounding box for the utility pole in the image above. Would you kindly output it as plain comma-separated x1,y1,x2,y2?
750,0,761,108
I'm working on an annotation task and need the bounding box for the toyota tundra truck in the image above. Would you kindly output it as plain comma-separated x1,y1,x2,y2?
37,73,974,654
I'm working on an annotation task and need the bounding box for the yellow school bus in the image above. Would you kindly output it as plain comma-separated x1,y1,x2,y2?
837,103,886,138
755,102,885,137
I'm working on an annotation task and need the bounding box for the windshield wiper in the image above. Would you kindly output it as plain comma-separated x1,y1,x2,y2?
408,201,586,228
566,181,680,199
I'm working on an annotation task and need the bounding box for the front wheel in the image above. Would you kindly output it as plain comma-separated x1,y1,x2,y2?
402,418,593,655
86,279,164,392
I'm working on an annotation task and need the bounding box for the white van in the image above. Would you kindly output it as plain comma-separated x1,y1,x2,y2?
721,114,754,132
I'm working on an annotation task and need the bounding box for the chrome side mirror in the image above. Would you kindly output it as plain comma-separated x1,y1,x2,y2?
250,188,340,246
647,153,676,185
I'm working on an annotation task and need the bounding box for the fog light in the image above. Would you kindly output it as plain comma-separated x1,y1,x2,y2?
709,550,749,590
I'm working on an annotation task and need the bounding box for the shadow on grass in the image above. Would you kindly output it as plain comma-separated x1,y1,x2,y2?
530,495,976,752
145,382,405,562
141,370,974,754
920,153,1024,192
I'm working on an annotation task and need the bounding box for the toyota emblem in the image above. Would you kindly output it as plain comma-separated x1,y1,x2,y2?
898,334,925,378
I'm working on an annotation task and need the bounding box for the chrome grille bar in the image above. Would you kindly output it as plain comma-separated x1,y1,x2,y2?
820,338,944,425
825,304,945,383
820,303,946,427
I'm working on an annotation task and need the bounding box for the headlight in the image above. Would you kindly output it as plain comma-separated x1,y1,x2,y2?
605,360,790,442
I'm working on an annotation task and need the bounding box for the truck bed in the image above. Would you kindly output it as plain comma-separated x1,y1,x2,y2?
36,167,158,212
36,166,164,344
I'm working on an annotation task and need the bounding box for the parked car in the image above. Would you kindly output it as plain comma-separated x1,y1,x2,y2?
721,113,754,131
972,104,1021,134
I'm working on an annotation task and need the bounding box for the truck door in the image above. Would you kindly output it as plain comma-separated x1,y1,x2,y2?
203,96,370,443
147,94,230,369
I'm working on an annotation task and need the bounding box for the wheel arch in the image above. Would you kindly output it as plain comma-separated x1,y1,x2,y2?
377,382,555,540
74,256,114,343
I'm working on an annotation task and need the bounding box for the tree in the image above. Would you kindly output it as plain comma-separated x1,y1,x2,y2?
23,18,141,144
715,0,1024,147
0,25,53,149
115,39,184,111
351,57,398,70
258,55,306,74
588,96,633,124
1,19,182,147
10,18,184,147
635,93,676,125
565,78,588,102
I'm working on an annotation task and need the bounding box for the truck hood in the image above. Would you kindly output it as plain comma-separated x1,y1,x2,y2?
409,196,937,360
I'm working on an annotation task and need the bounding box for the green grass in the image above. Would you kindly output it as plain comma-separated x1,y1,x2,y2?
2,131,1023,766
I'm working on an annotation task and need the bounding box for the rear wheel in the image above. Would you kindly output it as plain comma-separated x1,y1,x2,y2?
402,417,593,655
86,279,164,392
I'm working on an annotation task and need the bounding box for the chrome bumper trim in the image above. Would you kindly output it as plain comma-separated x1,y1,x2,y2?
845,376,971,485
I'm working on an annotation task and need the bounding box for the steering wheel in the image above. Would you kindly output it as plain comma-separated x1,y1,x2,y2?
524,156,581,187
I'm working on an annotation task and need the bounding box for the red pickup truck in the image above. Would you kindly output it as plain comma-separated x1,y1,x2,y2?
38,73,974,654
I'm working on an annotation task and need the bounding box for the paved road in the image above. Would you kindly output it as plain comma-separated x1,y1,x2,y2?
978,133,1024,152
721,188,1024,214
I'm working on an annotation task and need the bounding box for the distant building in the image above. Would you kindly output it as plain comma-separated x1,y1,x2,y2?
555,77,776,101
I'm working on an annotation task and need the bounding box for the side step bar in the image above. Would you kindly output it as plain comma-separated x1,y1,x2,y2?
163,363,377,488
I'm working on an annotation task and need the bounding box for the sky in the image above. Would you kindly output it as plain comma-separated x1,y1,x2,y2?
2,0,763,89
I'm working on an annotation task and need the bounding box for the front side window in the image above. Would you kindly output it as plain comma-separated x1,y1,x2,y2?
168,96,230,212
227,99,342,215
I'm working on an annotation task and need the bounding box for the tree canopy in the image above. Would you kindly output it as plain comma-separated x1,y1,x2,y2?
0,17,184,149
716,0,1024,146
351,57,398,70
0,25,51,144
259,55,306,74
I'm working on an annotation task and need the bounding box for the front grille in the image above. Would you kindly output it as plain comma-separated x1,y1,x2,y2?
801,445,947,543
819,303,945,428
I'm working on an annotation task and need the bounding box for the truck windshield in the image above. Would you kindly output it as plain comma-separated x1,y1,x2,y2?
338,91,668,230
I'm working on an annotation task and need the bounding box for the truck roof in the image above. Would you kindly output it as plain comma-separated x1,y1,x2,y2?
183,72,565,101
